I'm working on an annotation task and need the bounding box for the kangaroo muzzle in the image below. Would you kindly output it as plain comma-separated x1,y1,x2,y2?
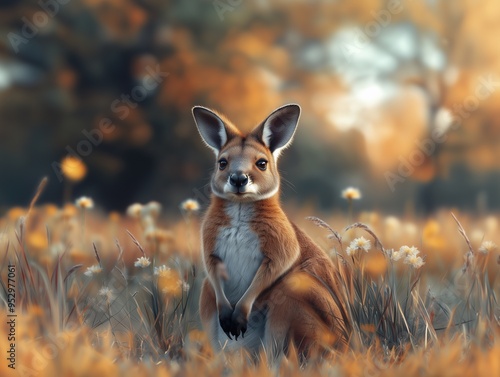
229,172,249,188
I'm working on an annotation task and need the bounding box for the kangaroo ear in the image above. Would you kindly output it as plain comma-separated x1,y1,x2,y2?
254,104,301,159
192,106,229,155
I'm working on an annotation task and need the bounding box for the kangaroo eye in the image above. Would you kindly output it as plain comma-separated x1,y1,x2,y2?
218,158,228,170
256,159,268,171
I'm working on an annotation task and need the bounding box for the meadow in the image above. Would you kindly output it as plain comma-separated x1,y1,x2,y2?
1,185,499,377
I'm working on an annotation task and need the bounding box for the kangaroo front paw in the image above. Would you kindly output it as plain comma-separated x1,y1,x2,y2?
218,305,234,340
230,306,248,340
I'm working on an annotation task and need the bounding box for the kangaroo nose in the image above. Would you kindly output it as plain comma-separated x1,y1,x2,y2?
229,172,249,188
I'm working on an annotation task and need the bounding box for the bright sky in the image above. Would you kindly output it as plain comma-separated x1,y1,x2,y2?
324,23,446,140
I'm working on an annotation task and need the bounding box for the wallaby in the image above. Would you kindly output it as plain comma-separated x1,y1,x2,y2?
192,104,349,362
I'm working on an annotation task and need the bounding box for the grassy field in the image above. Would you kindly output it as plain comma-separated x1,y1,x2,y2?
1,193,499,377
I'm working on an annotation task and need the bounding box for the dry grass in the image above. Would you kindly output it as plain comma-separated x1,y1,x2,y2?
0,197,499,376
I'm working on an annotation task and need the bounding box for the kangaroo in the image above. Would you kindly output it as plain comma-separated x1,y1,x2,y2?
193,104,350,362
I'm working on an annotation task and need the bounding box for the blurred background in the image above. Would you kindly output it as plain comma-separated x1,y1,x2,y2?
1,0,499,215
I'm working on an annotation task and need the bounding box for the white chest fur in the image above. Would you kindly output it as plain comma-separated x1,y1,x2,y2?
214,202,264,305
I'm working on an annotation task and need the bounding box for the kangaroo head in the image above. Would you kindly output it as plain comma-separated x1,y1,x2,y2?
193,104,301,202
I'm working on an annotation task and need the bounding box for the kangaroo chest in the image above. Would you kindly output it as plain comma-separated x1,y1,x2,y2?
214,203,264,305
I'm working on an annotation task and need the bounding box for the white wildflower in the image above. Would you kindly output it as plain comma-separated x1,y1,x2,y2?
144,201,162,218
341,187,362,200
134,256,151,268
75,196,94,209
154,265,171,276
181,198,200,213
98,287,114,301
478,241,497,254
388,249,403,262
399,245,419,257
347,236,371,255
404,254,425,269
127,203,143,219
84,264,102,277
